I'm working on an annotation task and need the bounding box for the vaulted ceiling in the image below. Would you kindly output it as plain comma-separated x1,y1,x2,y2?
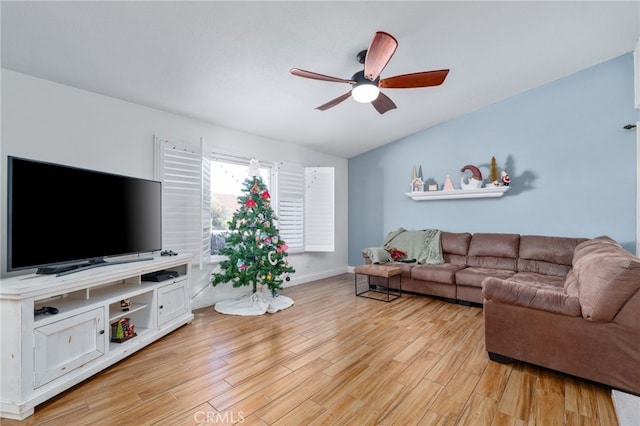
2,1,639,158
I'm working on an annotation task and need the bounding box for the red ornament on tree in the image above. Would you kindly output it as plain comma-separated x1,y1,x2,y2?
245,199,257,208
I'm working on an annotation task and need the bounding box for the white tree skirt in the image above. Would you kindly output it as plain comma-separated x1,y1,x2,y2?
214,286,294,316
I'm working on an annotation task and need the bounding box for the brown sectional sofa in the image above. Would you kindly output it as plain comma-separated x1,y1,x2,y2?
362,231,587,304
362,231,640,394
483,236,640,395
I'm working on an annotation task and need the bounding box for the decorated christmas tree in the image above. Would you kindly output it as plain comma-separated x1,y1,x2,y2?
211,160,295,297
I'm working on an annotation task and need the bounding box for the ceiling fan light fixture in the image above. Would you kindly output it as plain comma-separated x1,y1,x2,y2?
290,32,448,113
352,83,380,103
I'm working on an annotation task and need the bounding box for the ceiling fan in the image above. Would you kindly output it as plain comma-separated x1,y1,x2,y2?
290,31,449,114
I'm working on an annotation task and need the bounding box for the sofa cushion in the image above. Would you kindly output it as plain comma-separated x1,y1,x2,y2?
387,261,416,278
570,237,640,322
519,235,587,265
482,277,581,316
466,233,519,271
441,232,471,266
444,253,467,266
411,263,466,285
441,232,472,256
466,256,517,271
509,272,566,288
455,267,516,288
517,259,570,277
517,235,586,277
468,233,520,257
572,235,620,264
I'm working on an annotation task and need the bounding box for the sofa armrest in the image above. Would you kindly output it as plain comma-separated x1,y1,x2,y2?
482,277,581,317
362,247,390,264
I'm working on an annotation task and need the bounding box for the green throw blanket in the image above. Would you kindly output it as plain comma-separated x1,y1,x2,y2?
363,228,444,264
362,247,391,264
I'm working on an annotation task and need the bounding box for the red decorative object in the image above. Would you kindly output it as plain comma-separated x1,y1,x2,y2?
388,247,407,260
245,199,257,208
501,171,511,186
460,164,483,181
277,243,289,253
261,190,271,199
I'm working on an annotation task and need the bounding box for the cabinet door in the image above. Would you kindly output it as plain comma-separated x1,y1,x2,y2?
34,307,105,388
157,279,189,327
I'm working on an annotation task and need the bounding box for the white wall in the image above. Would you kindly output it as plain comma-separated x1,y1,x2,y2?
1,69,349,308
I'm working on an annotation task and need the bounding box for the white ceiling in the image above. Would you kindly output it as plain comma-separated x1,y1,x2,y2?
2,1,639,158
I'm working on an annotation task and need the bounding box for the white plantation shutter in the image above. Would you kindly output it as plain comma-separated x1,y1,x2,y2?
304,167,335,252
154,136,210,266
276,163,304,253
200,155,211,265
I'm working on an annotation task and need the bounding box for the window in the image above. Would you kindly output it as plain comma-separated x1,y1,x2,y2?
155,137,336,269
210,157,271,257
210,160,334,256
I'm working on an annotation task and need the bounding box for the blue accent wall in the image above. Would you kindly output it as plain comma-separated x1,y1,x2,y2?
349,53,639,265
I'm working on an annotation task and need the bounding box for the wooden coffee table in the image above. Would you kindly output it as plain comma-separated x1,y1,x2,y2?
353,264,402,302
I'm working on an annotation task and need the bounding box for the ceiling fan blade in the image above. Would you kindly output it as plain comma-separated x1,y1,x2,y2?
316,91,353,111
290,68,355,84
379,69,450,89
364,31,398,81
371,92,397,114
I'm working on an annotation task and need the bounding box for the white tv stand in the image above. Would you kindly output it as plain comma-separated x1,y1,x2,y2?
0,254,193,420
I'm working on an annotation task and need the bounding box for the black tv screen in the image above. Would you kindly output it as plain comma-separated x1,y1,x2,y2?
7,156,162,274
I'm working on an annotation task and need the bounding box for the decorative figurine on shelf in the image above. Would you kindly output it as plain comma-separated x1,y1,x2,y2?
410,165,424,192
411,177,424,192
460,164,483,190
120,299,131,312
443,175,455,191
114,320,125,339
489,156,500,186
111,317,136,342
501,170,511,186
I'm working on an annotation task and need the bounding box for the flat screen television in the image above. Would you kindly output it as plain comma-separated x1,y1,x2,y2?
7,156,162,276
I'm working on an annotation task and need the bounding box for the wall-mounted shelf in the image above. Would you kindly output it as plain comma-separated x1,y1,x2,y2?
406,186,510,201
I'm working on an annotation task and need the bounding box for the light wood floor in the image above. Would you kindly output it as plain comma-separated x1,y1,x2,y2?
6,274,618,426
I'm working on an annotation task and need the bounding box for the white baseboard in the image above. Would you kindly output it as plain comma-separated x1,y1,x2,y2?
190,266,350,310
282,266,350,288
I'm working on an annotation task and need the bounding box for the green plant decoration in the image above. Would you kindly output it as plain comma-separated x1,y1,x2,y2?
115,320,124,339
